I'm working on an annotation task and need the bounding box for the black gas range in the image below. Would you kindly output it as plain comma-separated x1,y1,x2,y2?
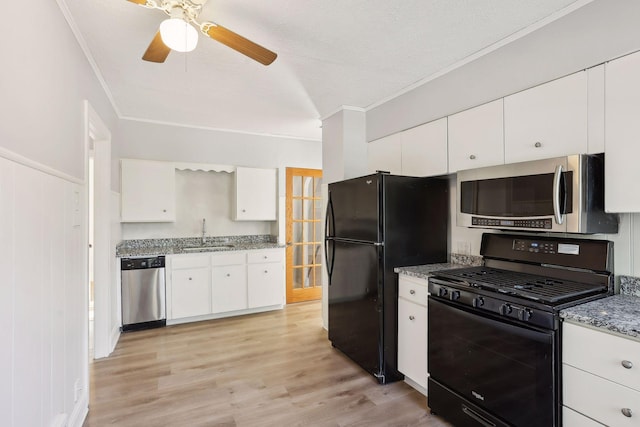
427,233,613,427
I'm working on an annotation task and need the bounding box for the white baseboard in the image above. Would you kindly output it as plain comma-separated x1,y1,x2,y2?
109,324,120,354
67,389,89,427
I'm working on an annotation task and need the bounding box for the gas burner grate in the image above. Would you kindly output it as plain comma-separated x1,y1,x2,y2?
434,267,606,304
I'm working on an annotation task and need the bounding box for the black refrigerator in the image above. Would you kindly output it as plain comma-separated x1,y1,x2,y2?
325,172,448,384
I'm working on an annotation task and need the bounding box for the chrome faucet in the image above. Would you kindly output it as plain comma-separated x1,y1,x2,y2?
201,218,206,245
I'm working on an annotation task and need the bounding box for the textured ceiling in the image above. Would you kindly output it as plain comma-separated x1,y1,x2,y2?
60,0,585,140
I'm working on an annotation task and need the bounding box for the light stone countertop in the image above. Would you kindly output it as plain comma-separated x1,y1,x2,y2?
116,235,283,258
560,275,640,342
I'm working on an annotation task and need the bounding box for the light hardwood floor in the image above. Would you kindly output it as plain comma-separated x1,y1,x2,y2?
84,301,452,427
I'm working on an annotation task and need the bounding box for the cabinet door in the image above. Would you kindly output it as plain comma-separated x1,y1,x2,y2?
211,264,247,313
234,167,277,221
247,262,284,308
605,51,640,212
120,159,175,222
448,99,504,172
397,297,427,390
367,133,402,175
504,72,588,163
170,268,211,319
401,118,448,177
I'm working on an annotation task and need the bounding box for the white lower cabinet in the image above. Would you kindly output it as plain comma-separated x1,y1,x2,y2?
211,252,247,313
563,406,604,427
562,321,640,427
247,249,285,308
397,275,428,394
167,248,284,323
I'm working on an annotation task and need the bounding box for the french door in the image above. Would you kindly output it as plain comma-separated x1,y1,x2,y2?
286,168,323,303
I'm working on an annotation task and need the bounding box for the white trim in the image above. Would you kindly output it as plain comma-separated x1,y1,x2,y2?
109,324,120,355
320,105,366,121
120,116,322,142
364,0,595,112
0,147,83,185
174,162,236,173
55,0,122,119
67,389,89,427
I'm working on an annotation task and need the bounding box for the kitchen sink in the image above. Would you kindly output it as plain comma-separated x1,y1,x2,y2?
182,244,235,251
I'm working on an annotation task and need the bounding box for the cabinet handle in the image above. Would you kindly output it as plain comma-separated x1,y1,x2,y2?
409,289,416,295
188,277,192,280
621,408,633,418
264,256,268,259
622,360,634,369
163,209,167,212
534,141,542,148
469,154,476,160
264,270,268,274
409,315,415,321
242,209,246,213
226,273,231,277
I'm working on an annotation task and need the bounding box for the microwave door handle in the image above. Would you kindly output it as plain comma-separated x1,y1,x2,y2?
553,164,564,225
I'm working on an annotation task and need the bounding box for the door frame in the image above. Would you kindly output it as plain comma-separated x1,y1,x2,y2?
84,101,114,359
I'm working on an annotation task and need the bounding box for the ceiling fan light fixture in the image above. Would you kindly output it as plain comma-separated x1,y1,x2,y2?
159,18,199,52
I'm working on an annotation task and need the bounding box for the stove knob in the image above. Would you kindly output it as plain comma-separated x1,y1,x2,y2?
450,290,461,301
438,288,448,297
472,297,485,308
518,309,533,322
499,304,512,316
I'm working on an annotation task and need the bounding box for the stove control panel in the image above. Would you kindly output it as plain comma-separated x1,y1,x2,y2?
428,279,555,330
513,239,556,254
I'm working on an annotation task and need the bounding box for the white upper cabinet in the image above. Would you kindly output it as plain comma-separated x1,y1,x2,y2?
120,159,175,222
605,51,640,212
504,71,588,163
401,118,448,177
367,119,448,177
233,167,277,221
587,64,606,154
367,133,402,175
448,99,504,173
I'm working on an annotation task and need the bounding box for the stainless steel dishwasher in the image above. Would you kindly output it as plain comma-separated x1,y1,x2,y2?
121,256,166,332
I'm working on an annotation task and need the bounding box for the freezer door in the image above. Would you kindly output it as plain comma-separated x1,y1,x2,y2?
328,174,380,242
328,240,383,380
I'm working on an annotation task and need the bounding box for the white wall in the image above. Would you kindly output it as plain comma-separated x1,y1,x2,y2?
117,120,322,243
122,170,273,239
0,0,119,426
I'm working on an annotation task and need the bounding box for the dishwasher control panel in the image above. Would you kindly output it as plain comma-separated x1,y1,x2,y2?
121,256,165,270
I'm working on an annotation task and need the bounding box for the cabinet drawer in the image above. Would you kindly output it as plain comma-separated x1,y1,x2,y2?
247,248,283,264
563,406,605,427
398,276,427,306
563,322,640,391
563,364,640,427
170,254,210,270
211,252,246,266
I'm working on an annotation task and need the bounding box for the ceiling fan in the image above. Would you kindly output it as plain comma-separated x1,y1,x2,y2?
127,0,277,65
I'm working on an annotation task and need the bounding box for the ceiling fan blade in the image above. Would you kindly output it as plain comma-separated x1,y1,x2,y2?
142,31,171,63
204,23,277,65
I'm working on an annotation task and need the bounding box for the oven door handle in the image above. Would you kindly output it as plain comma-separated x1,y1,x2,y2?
553,164,564,225
462,405,496,427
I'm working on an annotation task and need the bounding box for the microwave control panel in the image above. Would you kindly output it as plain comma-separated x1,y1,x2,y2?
472,217,552,230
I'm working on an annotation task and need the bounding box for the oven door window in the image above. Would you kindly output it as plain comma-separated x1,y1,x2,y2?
460,172,573,217
428,298,556,427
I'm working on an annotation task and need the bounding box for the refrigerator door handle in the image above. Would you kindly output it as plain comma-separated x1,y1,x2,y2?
324,197,333,281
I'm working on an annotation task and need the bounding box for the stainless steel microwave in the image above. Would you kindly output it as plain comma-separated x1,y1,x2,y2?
457,154,619,234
